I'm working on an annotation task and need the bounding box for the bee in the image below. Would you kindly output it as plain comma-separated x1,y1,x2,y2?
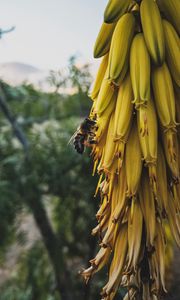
69,117,97,154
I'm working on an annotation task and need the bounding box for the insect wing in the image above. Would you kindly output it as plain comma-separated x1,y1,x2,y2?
67,129,80,145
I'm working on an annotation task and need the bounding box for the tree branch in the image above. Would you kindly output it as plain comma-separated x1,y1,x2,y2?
0,84,29,153
0,26,15,38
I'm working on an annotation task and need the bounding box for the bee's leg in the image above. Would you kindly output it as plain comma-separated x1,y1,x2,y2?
89,140,97,145
89,131,96,137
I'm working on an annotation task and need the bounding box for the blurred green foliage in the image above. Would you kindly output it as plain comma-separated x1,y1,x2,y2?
0,58,117,300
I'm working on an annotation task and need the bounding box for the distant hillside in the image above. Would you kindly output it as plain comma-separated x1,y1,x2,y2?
0,62,39,74
0,61,98,94
0,62,50,91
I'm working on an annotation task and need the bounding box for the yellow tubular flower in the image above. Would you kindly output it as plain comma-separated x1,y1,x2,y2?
162,129,179,181
104,0,133,23
172,182,180,214
127,198,143,271
108,13,135,86
94,70,117,117
90,53,109,100
157,0,180,35
140,0,165,66
125,122,142,198
113,74,134,171
94,22,116,58
155,221,167,292
112,162,127,223
167,192,180,247
97,112,116,174
101,224,128,299
81,247,111,283
137,100,158,195
139,171,156,249
114,74,133,141
130,33,151,107
163,20,180,87
156,144,168,214
152,63,177,130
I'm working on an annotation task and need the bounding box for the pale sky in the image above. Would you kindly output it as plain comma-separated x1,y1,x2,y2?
0,0,107,70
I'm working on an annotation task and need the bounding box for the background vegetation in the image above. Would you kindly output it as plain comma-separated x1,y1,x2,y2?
0,57,113,300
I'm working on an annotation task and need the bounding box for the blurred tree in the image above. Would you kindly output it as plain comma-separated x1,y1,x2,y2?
47,70,67,94
0,58,105,300
68,56,93,94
